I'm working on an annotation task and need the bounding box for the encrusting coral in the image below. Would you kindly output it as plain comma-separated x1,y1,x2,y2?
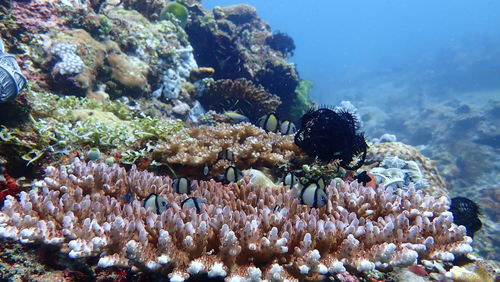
365,142,447,197
153,122,298,172
0,158,473,281
445,262,496,282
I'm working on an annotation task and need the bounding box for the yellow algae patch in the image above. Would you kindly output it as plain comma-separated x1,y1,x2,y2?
244,169,281,190
71,109,127,125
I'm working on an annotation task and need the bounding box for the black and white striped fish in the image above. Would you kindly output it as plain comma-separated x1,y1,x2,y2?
280,120,296,135
223,166,244,184
172,177,197,194
144,193,170,214
300,183,328,208
218,149,235,161
181,197,205,213
283,171,300,188
258,113,280,133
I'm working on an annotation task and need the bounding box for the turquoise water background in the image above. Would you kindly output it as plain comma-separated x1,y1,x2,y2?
204,1,500,104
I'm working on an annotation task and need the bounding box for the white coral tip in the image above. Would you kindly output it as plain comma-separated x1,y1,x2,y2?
247,266,262,281
318,264,328,274
299,265,310,274
187,261,205,275
329,261,345,273
357,260,375,272
168,274,186,282
208,263,227,278
146,261,160,270
157,255,170,264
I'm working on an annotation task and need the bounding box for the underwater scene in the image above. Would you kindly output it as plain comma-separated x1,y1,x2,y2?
0,0,498,281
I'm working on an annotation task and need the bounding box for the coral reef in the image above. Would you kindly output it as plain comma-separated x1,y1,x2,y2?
185,3,303,121
200,78,281,120
373,97,499,260
153,122,300,173
1,0,497,278
6,1,199,117
0,91,184,169
46,29,111,95
365,142,447,197
265,31,296,58
369,156,428,190
11,0,68,34
0,158,474,280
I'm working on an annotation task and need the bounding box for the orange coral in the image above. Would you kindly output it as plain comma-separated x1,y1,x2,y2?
153,122,302,174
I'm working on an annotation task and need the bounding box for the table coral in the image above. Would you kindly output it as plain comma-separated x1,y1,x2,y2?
0,158,473,281
153,122,300,172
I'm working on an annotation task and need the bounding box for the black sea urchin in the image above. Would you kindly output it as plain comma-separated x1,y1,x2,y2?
294,108,367,170
449,197,482,238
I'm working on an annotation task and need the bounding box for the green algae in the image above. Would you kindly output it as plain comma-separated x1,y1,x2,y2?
0,91,184,166
290,79,314,121
29,92,183,149
160,2,189,27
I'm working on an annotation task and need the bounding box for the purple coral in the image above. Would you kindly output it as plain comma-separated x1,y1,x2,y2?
50,43,84,76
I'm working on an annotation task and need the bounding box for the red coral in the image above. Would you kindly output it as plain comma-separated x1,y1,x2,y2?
12,0,66,34
408,265,429,277
0,168,22,206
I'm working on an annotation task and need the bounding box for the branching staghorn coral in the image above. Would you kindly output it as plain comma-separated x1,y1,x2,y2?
153,122,300,172
0,158,473,281
200,78,281,120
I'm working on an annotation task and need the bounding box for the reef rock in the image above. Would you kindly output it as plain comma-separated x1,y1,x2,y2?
185,3,301,119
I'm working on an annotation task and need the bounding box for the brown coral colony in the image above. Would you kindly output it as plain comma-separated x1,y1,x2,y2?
0,158,473,280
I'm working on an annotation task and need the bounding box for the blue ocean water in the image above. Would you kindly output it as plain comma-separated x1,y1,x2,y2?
204,1,500,261
204,0,500,104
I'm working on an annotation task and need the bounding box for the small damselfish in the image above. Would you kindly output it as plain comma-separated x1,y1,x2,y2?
144,193,169,214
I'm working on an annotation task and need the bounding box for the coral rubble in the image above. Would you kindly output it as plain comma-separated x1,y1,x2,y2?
0,158,473,280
